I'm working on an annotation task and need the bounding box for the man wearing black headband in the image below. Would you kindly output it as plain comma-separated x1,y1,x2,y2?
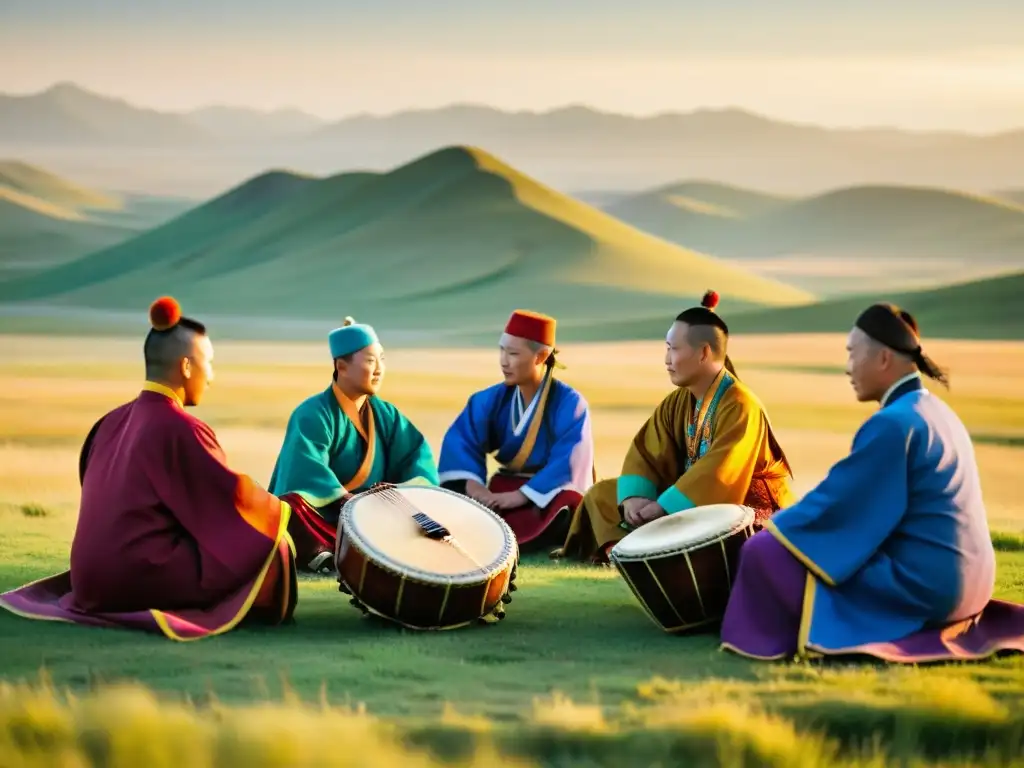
721,303,1024,663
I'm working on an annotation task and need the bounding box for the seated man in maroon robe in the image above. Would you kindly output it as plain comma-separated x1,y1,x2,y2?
0,296,297,640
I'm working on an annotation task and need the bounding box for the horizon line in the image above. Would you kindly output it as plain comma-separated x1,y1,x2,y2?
3,80,1021,139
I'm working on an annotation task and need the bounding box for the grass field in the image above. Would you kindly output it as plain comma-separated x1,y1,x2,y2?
2,333,1024,765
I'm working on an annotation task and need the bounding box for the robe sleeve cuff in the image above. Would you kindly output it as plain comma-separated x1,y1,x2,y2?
616,475,658,504
399,476,435,488
437,470,486,487
521,483,574,509
657,486,695,515
294,487,348,508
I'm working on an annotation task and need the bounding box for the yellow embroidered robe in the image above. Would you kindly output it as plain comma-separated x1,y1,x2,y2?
555,368,795,561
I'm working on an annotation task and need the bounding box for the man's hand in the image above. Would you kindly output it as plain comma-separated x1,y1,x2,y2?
622,498,667,527
465,479,497,508
622,496,651,527
636,501,667,524
490,489,528,511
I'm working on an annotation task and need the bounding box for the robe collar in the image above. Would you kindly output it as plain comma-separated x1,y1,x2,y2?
880,371,923,408
142,380,183,408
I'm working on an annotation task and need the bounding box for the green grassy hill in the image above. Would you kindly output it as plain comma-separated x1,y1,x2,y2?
0,192,135,281
0,147,814,341
0,159,121,211
727,269,1024,339
603,181,790,255
562,269,1024,342
996,189,1024,206
0,161,196,281
608,183,1024,296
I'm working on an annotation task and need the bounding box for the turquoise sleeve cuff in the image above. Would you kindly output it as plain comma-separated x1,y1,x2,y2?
617,475,658,504
657,485,696,514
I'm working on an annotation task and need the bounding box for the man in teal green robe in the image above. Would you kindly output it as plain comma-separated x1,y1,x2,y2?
268,316,439,573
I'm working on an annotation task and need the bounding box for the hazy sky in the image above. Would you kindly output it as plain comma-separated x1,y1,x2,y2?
2,0,1023,131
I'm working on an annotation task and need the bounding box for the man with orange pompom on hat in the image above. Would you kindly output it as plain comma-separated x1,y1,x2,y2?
552,290,796,564
438,309,596,551
0,297,297,640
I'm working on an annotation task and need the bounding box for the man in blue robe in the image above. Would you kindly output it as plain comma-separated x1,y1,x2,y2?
268,317,439,573
720,303,1024,662
438,309,596,551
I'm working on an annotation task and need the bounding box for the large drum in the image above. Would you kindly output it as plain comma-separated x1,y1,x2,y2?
610,504,755,634
334,484,519,630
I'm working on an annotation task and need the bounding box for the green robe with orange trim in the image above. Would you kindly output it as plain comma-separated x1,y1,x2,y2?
268,383,439,515
0,381,297,640
557,368,795,560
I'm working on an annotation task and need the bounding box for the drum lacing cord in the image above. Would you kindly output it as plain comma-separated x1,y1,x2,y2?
369,485,489,573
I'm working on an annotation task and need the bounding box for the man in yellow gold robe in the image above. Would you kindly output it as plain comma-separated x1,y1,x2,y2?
552,290,796,564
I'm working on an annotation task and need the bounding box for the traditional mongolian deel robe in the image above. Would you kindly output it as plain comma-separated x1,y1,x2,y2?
438,369,595,547
0,382,297,640
721,374,1024,663
556,367,794,562
268,383,440,568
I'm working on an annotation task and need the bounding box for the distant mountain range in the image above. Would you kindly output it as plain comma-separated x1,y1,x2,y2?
2,83,1023,196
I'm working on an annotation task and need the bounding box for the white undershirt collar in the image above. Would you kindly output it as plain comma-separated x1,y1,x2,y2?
880,371,922,407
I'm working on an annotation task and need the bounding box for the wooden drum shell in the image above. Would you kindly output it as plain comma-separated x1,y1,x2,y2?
336,535,514,630
612,524,753,634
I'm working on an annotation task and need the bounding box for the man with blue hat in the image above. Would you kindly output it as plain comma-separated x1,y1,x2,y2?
268,317,439,573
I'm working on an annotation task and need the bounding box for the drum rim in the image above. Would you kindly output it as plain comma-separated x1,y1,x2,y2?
340,484,519,585
609,505,756,561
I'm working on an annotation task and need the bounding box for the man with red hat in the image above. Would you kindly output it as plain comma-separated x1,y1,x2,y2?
438,309,596,550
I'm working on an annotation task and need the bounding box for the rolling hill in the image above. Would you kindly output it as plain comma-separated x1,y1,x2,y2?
604,181,791,254
0,146,814,341
727,270,1024,340
0,161,195,280
564,270,1024,343
0,195,133,280
0,159,121,211
606,183,1024,296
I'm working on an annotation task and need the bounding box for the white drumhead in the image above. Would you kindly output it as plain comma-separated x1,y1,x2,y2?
343,485,515,584
612,503,754,560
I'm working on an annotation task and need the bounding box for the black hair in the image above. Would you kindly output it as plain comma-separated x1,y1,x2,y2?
331,352,356,381
143,316,206,380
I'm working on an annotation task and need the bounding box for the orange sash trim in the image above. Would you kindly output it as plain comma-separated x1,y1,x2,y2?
505,370,554,474
234,474,286,540
332,383,377,490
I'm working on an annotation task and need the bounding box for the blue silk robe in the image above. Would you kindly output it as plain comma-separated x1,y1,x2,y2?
437,374,595,509
765,373,997,653
268,385,438,515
